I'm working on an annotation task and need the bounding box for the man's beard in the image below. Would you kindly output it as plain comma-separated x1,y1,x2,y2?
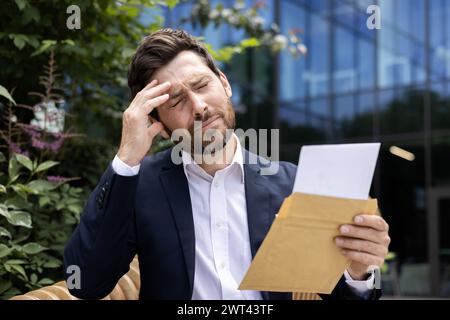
182,99,235,155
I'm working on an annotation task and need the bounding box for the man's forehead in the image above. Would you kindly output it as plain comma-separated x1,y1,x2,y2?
166,72,214,90
156,65,213,82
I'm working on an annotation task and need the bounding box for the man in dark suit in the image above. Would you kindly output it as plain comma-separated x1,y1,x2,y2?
64,29,390,300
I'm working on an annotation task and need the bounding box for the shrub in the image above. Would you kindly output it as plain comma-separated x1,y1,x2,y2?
0,152,83,299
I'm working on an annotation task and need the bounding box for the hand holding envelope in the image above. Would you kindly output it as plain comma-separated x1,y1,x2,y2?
239,143,390,294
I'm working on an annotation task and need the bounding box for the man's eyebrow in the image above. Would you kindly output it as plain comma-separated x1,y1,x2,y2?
168,74,213,100
186,74,212,86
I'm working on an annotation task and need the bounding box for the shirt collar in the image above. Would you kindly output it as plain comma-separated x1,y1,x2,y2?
181,132,245,183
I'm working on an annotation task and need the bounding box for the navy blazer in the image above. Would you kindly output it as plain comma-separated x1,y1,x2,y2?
64,148,380,300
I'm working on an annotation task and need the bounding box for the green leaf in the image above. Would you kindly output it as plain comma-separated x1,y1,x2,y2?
5,259,26,265
0,227,11,240
61,39,75,46
27,180,58,193
11,34,28,50
43,259,61,268
0,85,16,105
386,252,397,260
0,279,12,295
0,244,11,258
37,278,54,285
1,287,21,299
0,204,9,219
68,204,82,215
10,264,27,279
11,234,30,245
6,210,32,228
22,242,47,255
8,156,19,181
15,154,33,172
22,6,40,24
35,160,59,173
0,184,6,193
0,151,6,162
30,273,38,284
43,261,62,269
31,39,57,57
240,37,261,48
14,0,28,10
11,183,33,198
9,175,20,185
5,196,32,210
166,0,179,9
38,196,51,207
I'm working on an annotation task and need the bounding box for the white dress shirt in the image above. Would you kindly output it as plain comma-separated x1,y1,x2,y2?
112,134,374,299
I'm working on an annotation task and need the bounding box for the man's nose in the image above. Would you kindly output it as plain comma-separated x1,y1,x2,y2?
189,92,207,118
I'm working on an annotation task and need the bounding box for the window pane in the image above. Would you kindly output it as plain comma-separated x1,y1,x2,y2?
380,88,424,134
308,13,330,97
358,39,375,89
430,0,448,81
280,0,306,100
333,27,356,93
333,0,355,29
334,94,356,138
431,82,450,131
344,92,375,138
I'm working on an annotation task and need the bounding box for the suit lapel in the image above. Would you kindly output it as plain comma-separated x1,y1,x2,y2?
159,154,195,297
243,156,271,259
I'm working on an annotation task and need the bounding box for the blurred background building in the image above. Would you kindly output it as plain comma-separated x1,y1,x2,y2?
163,0,450,297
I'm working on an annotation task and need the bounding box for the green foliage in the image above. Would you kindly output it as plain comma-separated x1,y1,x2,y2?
0,152,83,299
0,85,16,105
204,37,262,62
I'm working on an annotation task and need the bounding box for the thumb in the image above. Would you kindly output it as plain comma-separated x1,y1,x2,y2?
147,122,163,141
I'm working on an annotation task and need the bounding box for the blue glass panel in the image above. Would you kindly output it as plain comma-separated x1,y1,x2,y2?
334,94,355,122
358,39,375,89
334,0,355,29
308,13,330,97
358,92,375,115
280,0,307,101
430,0,448,81
310,97,329,119
333,26,356,93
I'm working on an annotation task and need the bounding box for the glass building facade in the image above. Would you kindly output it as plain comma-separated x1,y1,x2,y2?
165,0,450,297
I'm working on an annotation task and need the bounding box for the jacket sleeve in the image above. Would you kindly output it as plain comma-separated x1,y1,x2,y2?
63,164,139,299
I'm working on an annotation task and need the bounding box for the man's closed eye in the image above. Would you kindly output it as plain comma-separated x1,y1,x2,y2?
170,97,184,108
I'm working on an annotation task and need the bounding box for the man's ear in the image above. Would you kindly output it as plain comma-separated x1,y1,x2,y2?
218,70,232,98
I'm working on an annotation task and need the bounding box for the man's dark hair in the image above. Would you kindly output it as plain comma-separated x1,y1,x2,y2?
128,28,221,119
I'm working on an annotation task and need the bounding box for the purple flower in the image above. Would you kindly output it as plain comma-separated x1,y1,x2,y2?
7,141,29,157
48,139,63,152
20,124,42,139
47,176,68,184
31,137,46,150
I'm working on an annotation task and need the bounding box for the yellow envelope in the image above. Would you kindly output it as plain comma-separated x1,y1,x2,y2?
239,192,379,294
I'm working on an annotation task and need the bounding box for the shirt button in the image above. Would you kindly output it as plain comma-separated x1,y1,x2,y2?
216,222,224,228
214,181,220,188
220,262,226,269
